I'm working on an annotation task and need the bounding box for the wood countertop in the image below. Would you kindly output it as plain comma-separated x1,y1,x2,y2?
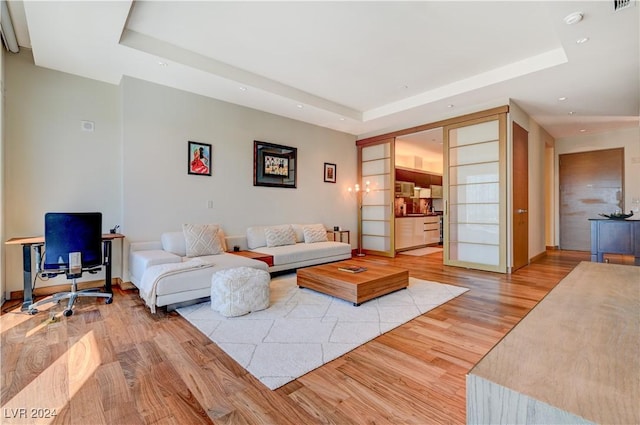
467,261,639,424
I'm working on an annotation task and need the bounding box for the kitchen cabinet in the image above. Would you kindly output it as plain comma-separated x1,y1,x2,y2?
395,169,442,191
424,216,440,245
395,218,415,250
396,216,441,250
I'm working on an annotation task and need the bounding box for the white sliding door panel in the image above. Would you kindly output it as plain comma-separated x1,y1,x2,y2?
359,140,394,257
444,115,507,272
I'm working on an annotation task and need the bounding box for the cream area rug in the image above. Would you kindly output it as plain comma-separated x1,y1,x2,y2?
399,247,443,256
177,273,468,390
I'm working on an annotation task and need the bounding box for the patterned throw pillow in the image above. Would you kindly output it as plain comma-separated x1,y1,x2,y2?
182,223,223,257
264,225,297,247
303,224,328,243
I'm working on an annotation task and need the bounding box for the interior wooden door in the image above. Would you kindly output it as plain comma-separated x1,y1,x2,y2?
559,148,624,251
512,122,529,271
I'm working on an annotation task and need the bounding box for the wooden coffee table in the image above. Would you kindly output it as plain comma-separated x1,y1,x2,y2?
297,261,409,306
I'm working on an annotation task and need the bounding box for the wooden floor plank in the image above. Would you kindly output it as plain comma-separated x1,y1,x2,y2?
1,250,591,424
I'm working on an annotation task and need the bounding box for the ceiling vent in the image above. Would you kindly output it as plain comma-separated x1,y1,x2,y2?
614,0,635,11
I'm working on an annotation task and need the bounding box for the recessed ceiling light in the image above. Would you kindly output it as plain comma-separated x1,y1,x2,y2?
296,104,304,109
558,96,567,101
580,129,586,132
239,86,247,91
157,61,168,67
339,117,346,121
563,11,583,25
568,111,575,115
447,104,454,108
576,37,590,44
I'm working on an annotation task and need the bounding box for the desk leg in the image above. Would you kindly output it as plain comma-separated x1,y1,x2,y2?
104,240,112,294
21,245,33,311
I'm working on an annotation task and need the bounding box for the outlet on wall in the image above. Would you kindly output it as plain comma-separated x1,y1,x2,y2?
207,200,214,209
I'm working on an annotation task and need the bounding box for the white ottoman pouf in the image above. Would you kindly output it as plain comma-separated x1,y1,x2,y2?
211,267,271,317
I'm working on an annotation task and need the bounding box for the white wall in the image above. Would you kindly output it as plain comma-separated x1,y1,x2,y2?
121,77,357,244
4,49,121,296
3,50,358,296
554,126,640,246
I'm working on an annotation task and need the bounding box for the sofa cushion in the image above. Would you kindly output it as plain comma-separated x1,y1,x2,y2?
291,224,305,243
264,225,296,247
163,228,228,255
153,253,269,297
130,249,181,282
246,225,268,249
161,232,187,256
303,224,328,243
254,241,351,266
182,223,224,257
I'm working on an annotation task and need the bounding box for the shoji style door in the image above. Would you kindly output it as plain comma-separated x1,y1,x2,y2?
444,114,507,272
359,139,394,257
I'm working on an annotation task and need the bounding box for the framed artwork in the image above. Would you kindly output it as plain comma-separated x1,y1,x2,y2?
254,140,297,188
188,141,212,176
324,162,336,183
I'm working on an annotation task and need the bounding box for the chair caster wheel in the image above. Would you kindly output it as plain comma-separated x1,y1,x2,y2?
28,309,38,315
63,309,73,317
105,297,113,304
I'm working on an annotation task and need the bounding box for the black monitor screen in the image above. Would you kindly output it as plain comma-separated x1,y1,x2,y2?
43,212,103,270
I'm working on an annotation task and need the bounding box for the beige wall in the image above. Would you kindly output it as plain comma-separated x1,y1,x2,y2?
3,50,357,296
121,77,357,243
554,126,640,247
1,48,5,304
527,119,554,258
509,101,551,265
4,49,122,295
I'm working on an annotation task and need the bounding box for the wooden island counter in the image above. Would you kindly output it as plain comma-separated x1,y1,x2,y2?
466,261,639,424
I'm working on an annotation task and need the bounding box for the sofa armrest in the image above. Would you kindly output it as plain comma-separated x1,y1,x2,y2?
130,241,162,252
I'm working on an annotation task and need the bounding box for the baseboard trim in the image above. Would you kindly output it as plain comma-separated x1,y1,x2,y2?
9,278,122,301
530,251,548,263
546,245,560,250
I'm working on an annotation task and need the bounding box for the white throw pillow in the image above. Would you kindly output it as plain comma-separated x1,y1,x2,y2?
290,224,306,243
182,223,223,257
161,232,187,257
217,228,228,252
303,224,328,243
246,226,268,249
264,225,296,247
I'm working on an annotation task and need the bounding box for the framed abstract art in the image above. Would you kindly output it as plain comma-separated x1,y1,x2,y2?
253,140,297,188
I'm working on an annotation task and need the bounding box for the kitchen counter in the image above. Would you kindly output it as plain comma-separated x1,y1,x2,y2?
395,215,441,249
395,213,442,218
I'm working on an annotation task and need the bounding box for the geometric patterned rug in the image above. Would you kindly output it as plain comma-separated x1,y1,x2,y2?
177,273,468,390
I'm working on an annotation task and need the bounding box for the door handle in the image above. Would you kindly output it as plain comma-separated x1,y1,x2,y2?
517,209,528,214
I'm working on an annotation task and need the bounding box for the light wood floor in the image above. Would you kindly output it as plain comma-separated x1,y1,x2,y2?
1,250,589,424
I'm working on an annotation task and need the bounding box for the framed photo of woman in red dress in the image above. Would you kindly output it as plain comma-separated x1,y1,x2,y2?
188,141,212,176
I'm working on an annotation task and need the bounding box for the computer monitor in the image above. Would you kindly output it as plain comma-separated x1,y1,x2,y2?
43,212,103,273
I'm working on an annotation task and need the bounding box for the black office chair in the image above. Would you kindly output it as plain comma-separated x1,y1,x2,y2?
27,212,113,317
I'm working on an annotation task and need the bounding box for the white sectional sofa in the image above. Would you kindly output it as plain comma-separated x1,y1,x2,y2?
130,230,269,312
129,224,351,312
243,224,352,272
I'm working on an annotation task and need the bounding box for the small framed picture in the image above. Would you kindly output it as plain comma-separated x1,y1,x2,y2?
324,162,337,183
188,141,212,176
